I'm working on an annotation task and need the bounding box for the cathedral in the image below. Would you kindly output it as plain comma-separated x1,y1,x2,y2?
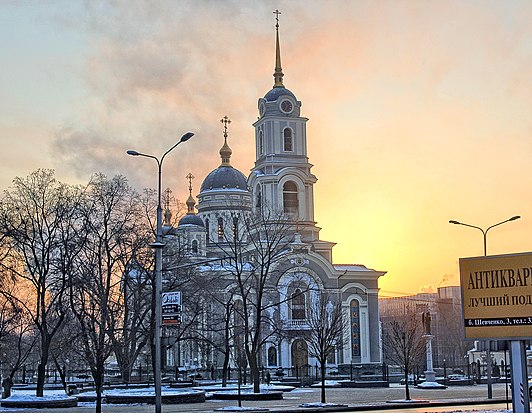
165,16,386,377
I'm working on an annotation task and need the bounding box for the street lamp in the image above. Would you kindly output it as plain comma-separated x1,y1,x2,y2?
127,131,194,413
448,215,520,256
449,215,520,399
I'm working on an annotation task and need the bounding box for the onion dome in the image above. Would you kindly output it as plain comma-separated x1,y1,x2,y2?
200,116,248,192
178,173,204,227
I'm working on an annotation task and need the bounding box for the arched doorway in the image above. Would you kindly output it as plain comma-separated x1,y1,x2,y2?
291,339,308,377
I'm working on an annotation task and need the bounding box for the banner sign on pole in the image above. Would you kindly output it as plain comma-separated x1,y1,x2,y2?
162,291,181,326
459,252,532,339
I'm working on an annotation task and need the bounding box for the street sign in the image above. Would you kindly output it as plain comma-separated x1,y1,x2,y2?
459,252,532,339
162,291,181,326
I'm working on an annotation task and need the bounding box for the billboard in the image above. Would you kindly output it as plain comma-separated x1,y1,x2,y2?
459,252,532,339
162,291,181,326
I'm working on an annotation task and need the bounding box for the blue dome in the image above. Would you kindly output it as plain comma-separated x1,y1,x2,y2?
179,214,204,227
200,166,248,192
264,87,297,102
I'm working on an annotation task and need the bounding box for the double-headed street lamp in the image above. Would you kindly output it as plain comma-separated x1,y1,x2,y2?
449,215,520,399
127,131,194,413
449,215,520,256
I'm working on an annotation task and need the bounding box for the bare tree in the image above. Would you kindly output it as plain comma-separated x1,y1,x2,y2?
0,277,37,398
0,169,84,397
306,294,345,403
382,309,426,400
212,208,295,393
68,174,143,413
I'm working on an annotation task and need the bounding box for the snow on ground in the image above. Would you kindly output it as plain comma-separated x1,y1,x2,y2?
310,380,342,388
299,402,347,408
2,394,75,402
436,411,510,413
214,407,268,412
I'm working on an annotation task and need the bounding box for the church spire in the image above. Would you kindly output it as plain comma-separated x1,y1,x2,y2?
273,9,284,88
185,172,196,214
219,115,232,166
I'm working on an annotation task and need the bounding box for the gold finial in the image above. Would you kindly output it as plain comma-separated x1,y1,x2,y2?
273,9,284,88
219,115,232,166
163,187,172,225
185,173,196,214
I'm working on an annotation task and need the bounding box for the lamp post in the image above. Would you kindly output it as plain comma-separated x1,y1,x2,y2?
127,131,194,413
449,215,520,399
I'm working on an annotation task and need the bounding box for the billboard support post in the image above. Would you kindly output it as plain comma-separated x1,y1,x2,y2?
509,340,529,413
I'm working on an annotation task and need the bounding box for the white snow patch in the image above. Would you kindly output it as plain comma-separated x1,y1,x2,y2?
299,402,347,408
2,394,76,402
214,407,268,412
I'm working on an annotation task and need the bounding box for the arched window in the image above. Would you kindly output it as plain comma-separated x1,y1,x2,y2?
350,300,361,357
191,239,198,254
232,216,239,240
283,128,293,151
217,217,224,241
259,130,264,154
205,219,210,245
255,186,262,208
268,346,277,366
283,181,298,214
291,288,306,319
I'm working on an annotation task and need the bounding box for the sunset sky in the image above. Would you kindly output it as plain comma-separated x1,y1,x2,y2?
1,1,531,297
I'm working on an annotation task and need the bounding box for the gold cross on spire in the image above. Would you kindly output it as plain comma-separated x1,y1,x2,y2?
274,9,281,28
186,172,194,196
163,187,172,226
164,188,172,209
220,115,231,138
273,9,284,88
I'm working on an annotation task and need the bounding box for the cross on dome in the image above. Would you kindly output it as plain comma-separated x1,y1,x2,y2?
219,115,233,166
185,172,196,214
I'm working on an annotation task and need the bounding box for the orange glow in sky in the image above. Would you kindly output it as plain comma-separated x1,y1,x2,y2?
1,1,531,296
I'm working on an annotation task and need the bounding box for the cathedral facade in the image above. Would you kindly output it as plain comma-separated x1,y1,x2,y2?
166,18,386,377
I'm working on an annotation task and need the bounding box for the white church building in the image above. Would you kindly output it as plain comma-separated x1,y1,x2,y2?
165,16,386,378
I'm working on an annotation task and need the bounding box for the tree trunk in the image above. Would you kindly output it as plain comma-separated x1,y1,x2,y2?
53,358,67,393
248,353,260,393
222,350,230,387
94,367,105,413
320,360,327,403
404,369,411,400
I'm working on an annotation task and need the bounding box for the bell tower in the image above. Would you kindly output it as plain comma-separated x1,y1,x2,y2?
249,10,324,247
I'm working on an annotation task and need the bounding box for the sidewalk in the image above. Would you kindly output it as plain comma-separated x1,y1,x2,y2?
2,383,512,413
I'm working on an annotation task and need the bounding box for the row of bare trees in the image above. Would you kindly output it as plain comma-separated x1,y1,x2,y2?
0,170,171,411
0,169,349,406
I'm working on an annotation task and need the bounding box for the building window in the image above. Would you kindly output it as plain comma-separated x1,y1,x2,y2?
283,181,298,214
350,300,361,357
232,216,239,240
217,217,224,241
256,186,262,208
205,219,210,245
283,128,293,151
259,130,264,154
268,346,277,366
191,239,198,254
291,288,306,320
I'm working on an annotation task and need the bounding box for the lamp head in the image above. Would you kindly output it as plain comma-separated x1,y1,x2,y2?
509,215,521,221
180,132,194,143
127,150,140,156
449,220,461,225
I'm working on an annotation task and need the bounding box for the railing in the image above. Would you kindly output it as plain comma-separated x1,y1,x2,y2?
285,319,310,329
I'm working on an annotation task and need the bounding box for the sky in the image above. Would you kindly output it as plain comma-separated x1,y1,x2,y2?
1,1,531,297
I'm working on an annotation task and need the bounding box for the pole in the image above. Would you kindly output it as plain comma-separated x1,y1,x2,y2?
154,160,163,413
127,131,194,413
449,215,520,400
509,340,530,413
